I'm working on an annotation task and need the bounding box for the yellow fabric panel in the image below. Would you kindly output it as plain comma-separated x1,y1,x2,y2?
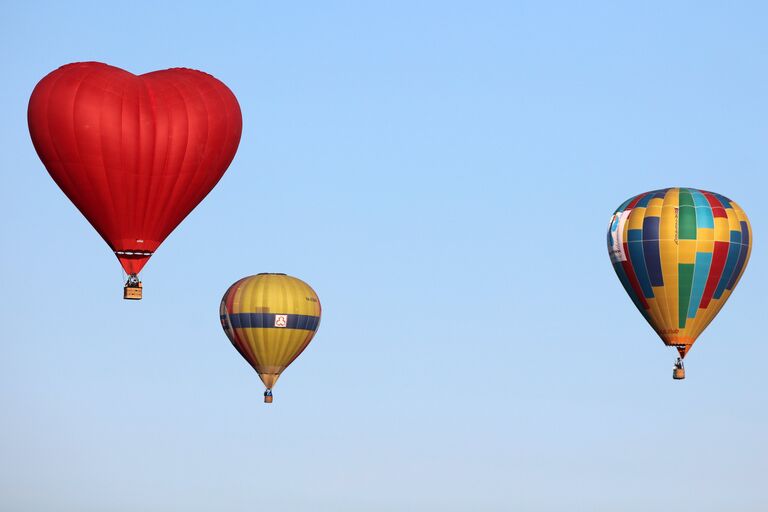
659,236,679,334
645,197,663,216
650,285,672,332
728,201,753,301
696,240,714,253
644,295,669,337
658,208,678,241
731,200,751,234
713,217,730,241
658,189,680,335
663,188,680,209
725,208,739,232
233,327,314,372
693,294,727,344
697,227,714,241
627,207,646,230
731,199,749,219
678,240,696,264
688,297,714,342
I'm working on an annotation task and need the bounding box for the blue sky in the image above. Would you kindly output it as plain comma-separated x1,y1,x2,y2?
1,2,766,511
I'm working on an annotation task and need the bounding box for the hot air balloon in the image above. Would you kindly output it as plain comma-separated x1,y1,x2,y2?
220,274,321,403
28,62,242,299
608,188,751,379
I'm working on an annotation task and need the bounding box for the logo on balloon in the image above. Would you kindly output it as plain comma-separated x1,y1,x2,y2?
274,315,288,328
608,210,631,263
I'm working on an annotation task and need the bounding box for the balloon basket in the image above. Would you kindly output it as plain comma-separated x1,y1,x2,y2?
672,368,686,380
264,395,273,404
123,283,143,300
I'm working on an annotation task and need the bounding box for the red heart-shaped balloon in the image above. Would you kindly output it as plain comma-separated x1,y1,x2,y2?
28,62,242,275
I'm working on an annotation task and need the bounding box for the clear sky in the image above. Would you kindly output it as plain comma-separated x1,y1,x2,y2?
1,2,766,511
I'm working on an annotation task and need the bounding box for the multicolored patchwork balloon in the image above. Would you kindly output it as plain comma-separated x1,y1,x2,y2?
220,274,321,403
607,188,751,378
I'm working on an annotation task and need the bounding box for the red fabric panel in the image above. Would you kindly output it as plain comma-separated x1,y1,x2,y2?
699,241,729,309
703,191,727,218
117,254,152,275
625,192,647,209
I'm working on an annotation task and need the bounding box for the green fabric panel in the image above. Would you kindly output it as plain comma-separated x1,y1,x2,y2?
678,189,697,240
678,263,695,328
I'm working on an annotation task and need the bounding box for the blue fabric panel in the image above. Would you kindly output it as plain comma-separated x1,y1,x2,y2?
642,217,663,286
688,252,712,318
627,237,654,298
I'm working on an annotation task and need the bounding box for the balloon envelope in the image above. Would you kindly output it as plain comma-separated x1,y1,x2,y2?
28,62,242,275
608,188,751,356
220,274,321,396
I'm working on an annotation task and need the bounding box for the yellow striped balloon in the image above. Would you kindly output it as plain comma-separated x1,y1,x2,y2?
220,274,321,402
608,188,751,376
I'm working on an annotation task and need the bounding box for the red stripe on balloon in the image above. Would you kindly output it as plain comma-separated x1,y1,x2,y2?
699,241,729,309
626,192,648,209
703,191,727,218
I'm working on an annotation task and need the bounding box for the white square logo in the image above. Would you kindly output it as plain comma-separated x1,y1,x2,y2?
274,315,288,328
